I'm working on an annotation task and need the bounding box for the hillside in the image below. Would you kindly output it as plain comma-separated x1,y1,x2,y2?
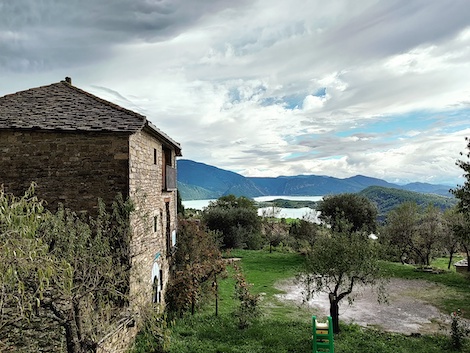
177,159,264,198
359,185,457,218
177,159,454,200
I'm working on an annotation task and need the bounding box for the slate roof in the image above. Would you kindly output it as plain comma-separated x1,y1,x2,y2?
0,78,181,155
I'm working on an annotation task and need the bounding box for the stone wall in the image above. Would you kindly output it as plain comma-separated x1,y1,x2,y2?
128,129,177,309
0,128,178,352
0,130,130,212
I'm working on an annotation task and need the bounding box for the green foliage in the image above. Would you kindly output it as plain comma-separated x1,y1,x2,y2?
0,183,55,323
382,202,450,266
381,201,420,262
360,185,457,218
288,218,320,253
302,226,383,333
130,305,171,353
260,207,289,253
176,190,185,216
318,193,378,233
203,195,261,249
256,199,318,209
160,251,467,353
166,218,225,316
0,184,134,352
452,137,470,213
232,262,261,329
450,309,470,350
379,261,470,318
451,137,470,272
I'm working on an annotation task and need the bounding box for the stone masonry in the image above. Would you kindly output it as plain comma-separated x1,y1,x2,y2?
0,79,182,352
0,130,130,212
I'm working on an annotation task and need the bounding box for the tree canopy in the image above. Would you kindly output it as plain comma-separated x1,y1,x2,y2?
318,193,378,234
301,218,382,333
203,195,261,249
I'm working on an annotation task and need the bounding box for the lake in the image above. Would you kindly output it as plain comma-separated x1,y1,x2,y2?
182,195,323,221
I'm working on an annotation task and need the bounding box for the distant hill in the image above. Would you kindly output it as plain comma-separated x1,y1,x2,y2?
177,160,264,199
177,159,454,200
248,174,398,196
358,186,457,218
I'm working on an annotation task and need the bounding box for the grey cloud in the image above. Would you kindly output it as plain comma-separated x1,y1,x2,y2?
0,0,247,72
323,1,470,60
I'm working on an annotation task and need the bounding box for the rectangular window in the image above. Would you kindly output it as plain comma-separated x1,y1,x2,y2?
154,148,157,165
153,215,158,232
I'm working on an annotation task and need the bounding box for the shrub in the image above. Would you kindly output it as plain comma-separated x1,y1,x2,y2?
450,309,469,350
232,263,261,329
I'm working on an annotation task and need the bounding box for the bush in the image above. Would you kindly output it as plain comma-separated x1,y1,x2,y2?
203,195,261,249
450,309,470,350
232,263,261,329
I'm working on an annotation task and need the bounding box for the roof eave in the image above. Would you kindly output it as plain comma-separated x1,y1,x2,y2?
143,121,182,157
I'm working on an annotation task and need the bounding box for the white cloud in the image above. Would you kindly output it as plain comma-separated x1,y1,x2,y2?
1,0,470,185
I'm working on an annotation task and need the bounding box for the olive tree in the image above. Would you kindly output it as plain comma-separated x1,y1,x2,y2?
301,220,382,333
442,207,463,269
301,194,383,333
382,202,446,266
381,201,421,263
414,204,446,266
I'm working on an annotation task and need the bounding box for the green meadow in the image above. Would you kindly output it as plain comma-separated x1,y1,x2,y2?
132,250,470,353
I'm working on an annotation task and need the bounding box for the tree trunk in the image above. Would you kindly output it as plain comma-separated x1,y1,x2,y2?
329,293,340,334
448,251,454,270
64,318,82,353
465,246,470,272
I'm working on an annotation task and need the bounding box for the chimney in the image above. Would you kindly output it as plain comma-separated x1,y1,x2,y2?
64,77,72,84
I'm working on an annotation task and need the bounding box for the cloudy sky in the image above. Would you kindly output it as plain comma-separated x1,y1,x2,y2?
1,0,470,185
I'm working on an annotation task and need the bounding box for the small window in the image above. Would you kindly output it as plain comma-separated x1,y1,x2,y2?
154,148,157,165
153,215,158,232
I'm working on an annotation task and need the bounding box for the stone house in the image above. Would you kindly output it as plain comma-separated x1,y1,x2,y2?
0,78,182,350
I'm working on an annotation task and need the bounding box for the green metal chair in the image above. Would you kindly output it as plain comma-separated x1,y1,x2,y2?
312,316,334,353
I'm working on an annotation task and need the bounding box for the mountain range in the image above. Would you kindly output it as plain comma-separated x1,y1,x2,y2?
177,159,454,200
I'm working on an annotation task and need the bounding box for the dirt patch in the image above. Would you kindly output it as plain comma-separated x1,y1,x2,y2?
275,278,452,335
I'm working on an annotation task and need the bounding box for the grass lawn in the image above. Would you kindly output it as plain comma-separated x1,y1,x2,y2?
132,250,470,353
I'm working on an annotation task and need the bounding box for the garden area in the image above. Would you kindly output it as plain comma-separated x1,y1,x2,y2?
132,249,470,353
